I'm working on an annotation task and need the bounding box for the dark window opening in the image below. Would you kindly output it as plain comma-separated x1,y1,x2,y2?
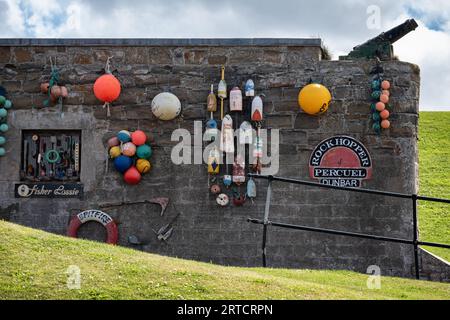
20,130,81,182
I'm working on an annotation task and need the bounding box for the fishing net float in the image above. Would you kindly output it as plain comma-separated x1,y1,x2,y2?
298,83,332,115
94,56,121,117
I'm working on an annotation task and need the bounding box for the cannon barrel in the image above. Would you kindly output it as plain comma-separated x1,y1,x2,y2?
375,19,418,44
340,19,419,60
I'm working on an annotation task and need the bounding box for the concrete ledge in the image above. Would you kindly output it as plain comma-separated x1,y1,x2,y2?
0,38,323,47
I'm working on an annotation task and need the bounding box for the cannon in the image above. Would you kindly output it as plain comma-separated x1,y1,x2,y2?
340,19,418,60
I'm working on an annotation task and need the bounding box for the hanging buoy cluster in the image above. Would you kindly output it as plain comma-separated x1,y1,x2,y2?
370,78,391,133
298,83,332,115
0,90,12,157
204,67,260,207
108,130,153,185
94,57,121,117
41,57,69,108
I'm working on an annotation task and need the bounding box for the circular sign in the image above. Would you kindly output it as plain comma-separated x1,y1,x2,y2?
309,136,372,188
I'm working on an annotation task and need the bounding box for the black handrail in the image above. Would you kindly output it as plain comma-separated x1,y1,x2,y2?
247,174,450,280
248,174,450,203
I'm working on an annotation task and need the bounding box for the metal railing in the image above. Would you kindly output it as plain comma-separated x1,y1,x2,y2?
247,174,450,279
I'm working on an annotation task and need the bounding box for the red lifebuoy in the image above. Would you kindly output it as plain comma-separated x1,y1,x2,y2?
67,210,118,244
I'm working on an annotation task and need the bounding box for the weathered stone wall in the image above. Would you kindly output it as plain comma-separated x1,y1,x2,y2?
419,248,450,282
0,39,424,279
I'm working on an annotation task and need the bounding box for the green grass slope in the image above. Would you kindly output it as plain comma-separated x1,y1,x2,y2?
0,220,449,300
419,112,450,261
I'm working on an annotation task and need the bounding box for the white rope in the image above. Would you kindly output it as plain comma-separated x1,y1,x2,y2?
105,56,114,74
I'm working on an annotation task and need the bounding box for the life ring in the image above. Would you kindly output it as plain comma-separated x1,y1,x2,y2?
44,149,60,164
67,210,118,244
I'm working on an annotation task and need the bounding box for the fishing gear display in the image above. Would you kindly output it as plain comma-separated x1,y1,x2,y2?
20,131,81,182
206,66,263,207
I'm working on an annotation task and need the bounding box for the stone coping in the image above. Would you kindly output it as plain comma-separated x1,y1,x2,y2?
0,38,322,47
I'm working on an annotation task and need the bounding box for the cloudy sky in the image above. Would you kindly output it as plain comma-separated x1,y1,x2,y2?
0,0,449,110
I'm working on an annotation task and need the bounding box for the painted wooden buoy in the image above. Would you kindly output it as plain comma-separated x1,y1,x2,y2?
229,87,243,112
245,79,255,97
251,96,263,122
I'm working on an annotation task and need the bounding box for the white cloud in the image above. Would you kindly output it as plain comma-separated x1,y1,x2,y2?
395,19,450,109
1,0,26,37
0,0,449,109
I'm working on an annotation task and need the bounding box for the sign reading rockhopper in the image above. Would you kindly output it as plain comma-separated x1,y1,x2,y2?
309,136,372,187
15,183,83,198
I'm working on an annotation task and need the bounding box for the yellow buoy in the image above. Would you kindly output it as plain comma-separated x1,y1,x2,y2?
109,146,121,159
136,159,151,174
298,83,332,115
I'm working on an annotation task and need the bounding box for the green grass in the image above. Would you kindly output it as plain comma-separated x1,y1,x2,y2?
0,220,449,300
419,112,450,261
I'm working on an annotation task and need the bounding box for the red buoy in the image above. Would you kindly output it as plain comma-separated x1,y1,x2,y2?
124,166,142,185
94,74,121,103
131,130,147,146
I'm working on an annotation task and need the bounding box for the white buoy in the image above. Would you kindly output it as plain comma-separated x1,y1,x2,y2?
229,87,243,112
245,79,255,97
151,92,182,121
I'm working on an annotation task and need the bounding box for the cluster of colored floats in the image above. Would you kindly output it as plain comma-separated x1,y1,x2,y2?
205,67,335,207
40,58,69,107
107,130,153,185
371,79,391,133
0,93,12,157
40,82,69,104
205,67,263,207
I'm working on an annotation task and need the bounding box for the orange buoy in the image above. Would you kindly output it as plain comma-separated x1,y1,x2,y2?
376,102,386,112
381,119,390,129
40,82,50,94
382,90,390,97
381,80,391,90
380,109,390,119
51,85,62,98
94,74,121,104
60,86,69,98
380,94,389,104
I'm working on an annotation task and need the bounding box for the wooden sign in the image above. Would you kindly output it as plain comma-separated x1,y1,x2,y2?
15,183,83,198
309,136,372,187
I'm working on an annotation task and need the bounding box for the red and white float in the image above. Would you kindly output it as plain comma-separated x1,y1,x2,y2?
67,210,118,244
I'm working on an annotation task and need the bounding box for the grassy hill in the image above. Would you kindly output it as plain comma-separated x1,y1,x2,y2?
0,220,449,300
418,112,450,261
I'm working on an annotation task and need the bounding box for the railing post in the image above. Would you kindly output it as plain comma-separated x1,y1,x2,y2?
412,194,420,280
262,175,273,268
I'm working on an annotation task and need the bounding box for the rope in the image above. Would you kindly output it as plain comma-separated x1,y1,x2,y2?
105,56,114,74
43,57,61,108
102,56,114,117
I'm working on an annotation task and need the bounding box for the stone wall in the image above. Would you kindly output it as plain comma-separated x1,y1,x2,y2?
419,248,450,282
0,39,428,279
